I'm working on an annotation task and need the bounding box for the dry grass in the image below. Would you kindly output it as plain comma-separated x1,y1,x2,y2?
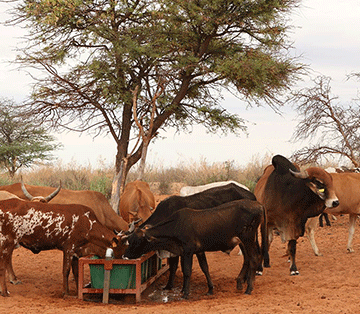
0,153,297,196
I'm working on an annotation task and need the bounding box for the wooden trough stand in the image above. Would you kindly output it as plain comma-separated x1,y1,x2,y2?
78,251,169,303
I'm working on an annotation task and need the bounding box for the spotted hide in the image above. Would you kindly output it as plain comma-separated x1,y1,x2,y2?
0,182,129,232
0,198,125,297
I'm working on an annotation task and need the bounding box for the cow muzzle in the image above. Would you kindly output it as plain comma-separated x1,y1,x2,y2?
326,198,339,208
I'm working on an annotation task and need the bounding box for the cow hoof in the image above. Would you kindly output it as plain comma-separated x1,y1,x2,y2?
256,270,263,276
10,280,22,285
163,284,173,291
290,270,300,276
206,288,214,296
347,248,355,253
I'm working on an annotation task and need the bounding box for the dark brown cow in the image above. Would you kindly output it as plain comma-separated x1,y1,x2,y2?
119,181,155,223
0,182,129,232
123,199,264,298
0,198,126,297
254,155,339,275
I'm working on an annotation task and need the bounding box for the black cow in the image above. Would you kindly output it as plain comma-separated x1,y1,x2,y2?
134,183,267,295
254,155,339,275
123,199,264,299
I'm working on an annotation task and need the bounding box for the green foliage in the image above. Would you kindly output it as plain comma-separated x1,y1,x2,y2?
0,98,62,178
4,0,303,189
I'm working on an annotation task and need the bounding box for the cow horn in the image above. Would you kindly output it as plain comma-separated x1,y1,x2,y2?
21,176,34,201
128,221,136,233
44,181,62,202
134,218,142,225
289,168,309,179
127,218,142,234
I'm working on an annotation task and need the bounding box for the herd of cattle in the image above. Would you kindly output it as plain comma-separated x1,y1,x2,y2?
0,154,360,300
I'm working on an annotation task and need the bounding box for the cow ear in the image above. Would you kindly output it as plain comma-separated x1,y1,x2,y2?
145,234,157,242
289,168,309,179
111,237,119,247
306,182,326,200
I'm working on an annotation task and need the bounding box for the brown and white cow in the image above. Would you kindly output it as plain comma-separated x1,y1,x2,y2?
0,188,61,285
0,198,126,297
254,155,339,275
0,181,129,232
119,180,155,223
306,172,360,255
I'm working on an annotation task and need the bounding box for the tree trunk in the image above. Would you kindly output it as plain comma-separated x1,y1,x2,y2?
110,157,128,214
136,140,149,180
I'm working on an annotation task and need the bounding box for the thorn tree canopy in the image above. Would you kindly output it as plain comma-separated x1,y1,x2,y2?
3,0,304,212
0,98,62,178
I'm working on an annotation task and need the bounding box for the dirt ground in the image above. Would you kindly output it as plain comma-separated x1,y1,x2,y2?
2,195,360,314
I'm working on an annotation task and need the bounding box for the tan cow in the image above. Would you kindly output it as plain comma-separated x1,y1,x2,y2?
0,198,126,297
119,180,155,223
0,182,129,232
307,172,360,255
0,191,20,201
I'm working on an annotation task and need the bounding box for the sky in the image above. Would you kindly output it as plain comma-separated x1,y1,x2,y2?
1,1,360,169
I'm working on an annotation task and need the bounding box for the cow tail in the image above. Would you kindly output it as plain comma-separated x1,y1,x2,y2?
261,205,270,268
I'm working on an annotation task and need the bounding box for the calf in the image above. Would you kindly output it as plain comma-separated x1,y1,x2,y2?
123,199,264,299
136,183,266,294
0,198,124,297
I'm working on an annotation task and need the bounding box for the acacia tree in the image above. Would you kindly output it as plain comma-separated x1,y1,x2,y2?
0,98,61,178
4,0,303,212
290,75,360,166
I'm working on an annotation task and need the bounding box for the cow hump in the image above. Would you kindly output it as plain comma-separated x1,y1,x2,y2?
272,155,297,175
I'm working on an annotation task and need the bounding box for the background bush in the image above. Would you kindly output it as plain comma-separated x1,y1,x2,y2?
0,153,335,197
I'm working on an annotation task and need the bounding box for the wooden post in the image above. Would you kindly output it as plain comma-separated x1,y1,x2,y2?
102,248,114,304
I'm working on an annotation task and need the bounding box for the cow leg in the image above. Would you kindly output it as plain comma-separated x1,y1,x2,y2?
71,256,79,292
195,252,214,295
0,256,9,297
258,229,273,274
305,217,321,256
347,214,357,253
236,242,249,291
288,240,299,276
180,253,194,299
323,213,331,226
7,251,22,285
0,243,15,297
257,226,270,275
62,252,72,296
164,256,179,290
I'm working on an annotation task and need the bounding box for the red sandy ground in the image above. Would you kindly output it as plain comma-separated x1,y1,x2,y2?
2,195,360,314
